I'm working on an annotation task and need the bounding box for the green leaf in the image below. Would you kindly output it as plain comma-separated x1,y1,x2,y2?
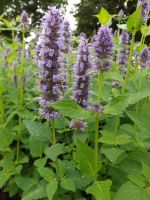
96,7,111,25
127,6,142,33
46,180,58,200
22,183,47,200
14,176,37,191
142,162,150,182
141,25,150,37
115,181,150,200
37,167,54,182
104,92,150,115
117,24,127,30
102,147,125,164
86,180,112,200
127,174,145,187
0,156,20,187
100,130,131,145
0,128,15,151
76,141,101,178
51,99,91,120
60,178,75,192
126,111,150,135
34,157,47,168
29,136,47,158
24,120,51,142
44,143,64,161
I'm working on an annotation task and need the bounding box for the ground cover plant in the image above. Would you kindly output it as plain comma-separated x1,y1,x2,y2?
0,0,150,199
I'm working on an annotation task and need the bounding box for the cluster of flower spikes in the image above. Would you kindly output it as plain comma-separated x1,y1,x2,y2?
139,47,150,67
93,26,114,71
137,0,150,24
36,7,66,119
118,31,130,73
73,33,91,108
63,21,71,53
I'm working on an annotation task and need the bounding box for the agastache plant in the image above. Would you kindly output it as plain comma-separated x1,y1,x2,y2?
137,0,150,24
36,7,65,119
73,33,91,108
119,31,130,73
93,26,114,181
93,26,114,71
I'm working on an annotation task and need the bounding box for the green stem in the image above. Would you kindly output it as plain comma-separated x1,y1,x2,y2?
51,119,56,144
94,71,103,181
122,33,135,95
136,69,143,112
0,93,5,127
50,119,60,199
16,24,25,161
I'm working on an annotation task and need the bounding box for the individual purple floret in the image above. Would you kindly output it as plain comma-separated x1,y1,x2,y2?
63,21,71,53
36,7,66,119
139,47,150,67
88,102,104,113
93,26,114,71
111,81,121,88
70,120,87,131
137,0,150,24
73,33,91,108
118,31,130,72
21,10,29,24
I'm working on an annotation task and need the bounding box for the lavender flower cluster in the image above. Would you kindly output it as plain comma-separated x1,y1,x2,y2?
73,33,91,108
139,47,150,67
93,26,114,71
63,21,71,53
137,0,150,24
36,7,66,119
119,31,130,73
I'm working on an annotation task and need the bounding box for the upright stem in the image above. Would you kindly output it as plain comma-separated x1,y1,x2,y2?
0,93,5,127
16,24,25,161
94,70,103,181
50,119,59,199
122,33,135,95
51,119,56,144
136,69,143,112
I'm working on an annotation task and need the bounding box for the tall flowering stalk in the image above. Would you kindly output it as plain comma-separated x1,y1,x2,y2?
137,0,150,24
36,7,65,121
119,31,130,73
16,10,28,161
93,25,114,180
36,9,66,186
73,33,91,108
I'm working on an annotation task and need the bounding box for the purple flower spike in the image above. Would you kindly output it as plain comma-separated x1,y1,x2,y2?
137,0,150,24
36,7,65,119
119,31,130,72
70,120,87,131
73,33,91,108
88,102,104,113
63,21,71,53
139,47,150,67
93,26,114,71
21,10,28,24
